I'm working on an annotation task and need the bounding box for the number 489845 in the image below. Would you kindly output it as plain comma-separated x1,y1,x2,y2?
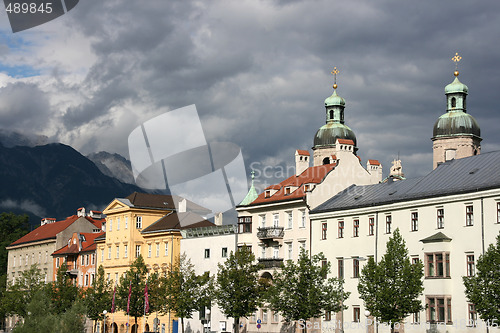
6,2,53,14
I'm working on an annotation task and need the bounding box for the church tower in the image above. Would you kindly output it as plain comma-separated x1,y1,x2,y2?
432,54,481,169
312,67,357,166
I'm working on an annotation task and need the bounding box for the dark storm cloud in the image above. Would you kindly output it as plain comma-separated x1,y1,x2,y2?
3,0,500,184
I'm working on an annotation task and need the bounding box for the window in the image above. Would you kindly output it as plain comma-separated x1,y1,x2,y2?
86,254,89,266
301,210,306,228
12,256,15,267
411,212,418,231
468,304,477,327
299,241,306,251
101,249,104,262
273,246,279,259
260,215,266,228
135,245,141,258
108,246,111,259
148,244,152,257
45,251,48,263
325,311,332,321
238,216,252,233
222,247,228,258
321,260,328,279
322,222,327,240
56,257,60,268
155,243,160,257
338,221,344,238
466,254,475,277
273,311,279,323
287,211,293,229
124,244,128,258
285,187,291,195
117,217,120,231
353,219,359,237
412,256,420,265
412,312,420,324
273,214,279,227
109,219,112,231
81,254,84,266
426,252,450,278
427,297,452,324
136,216,142,229
385,215,392,234
497,202,500,223
261,246,266,259
165,243,169,256
287,243,293,260
204,249,210,259
368,217,374,236
353,307,360,322
437,208,444,229
116,245,120,259
91,254,95,265
262,309,268,323
84,274,89,286
125,216,128,229
353,258,360,278
466,205,474,226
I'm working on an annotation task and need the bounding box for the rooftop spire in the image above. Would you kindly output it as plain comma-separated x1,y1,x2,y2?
452,52,462,77
331,67,339,90
239,170,258,206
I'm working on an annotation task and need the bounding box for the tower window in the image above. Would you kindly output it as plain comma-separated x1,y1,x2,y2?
329,110,333,120
323,157,330,165
451,97,456,108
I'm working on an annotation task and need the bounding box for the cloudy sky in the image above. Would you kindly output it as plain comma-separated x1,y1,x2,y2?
0,0,500,192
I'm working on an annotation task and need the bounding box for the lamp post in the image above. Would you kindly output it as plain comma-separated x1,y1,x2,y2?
340,256,366,333
103,310,108,333
364,310,371,333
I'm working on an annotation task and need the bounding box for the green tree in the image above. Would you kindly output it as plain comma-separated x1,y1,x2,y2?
215,246,265,333
84,265,113,332
0,212,30,276
2,264,45,317
463,233,500,327
116,256,149,328
48,263,80,315
267,249,349,333
161,253,212,333
358,228,424,333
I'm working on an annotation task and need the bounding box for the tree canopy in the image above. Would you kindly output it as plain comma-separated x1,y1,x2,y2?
358,228,424,332
267,249,348,332
463,233,500,326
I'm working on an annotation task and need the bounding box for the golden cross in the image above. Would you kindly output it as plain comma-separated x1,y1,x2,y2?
452,52,462,70
331,67,339,89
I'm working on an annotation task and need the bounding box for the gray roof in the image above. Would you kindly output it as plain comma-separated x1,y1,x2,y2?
312,150,500,214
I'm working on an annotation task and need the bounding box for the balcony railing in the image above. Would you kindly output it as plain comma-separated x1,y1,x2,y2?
257,226,284,240
258,258,284,269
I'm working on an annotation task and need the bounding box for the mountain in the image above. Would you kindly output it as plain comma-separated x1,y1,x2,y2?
0,142,142,225
0,129,52,148
86,151,135,184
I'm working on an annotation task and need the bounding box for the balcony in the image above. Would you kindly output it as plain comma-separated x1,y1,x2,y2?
258,258,284,269
257,226,284,240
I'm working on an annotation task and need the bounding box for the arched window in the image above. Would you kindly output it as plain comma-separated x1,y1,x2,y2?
329,110,334,120
451,97,456,108
323,157,330,165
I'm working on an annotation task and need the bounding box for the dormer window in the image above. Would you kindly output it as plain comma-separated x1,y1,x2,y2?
265,190,271,198
285,187,291,195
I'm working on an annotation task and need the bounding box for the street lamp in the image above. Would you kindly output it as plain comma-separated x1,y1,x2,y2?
364,310,371,333
103,310,108,333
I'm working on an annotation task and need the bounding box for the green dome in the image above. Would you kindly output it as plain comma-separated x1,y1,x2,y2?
445,76,468,94
314,122,357,147
433,110,480,138
324,90,345,107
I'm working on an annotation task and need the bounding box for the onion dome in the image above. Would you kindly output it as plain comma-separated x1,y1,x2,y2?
445,72,469,94
314,123,357,147
433,111,480,138
324,90,345,107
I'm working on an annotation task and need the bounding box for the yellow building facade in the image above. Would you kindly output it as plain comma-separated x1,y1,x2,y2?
98,192,212,333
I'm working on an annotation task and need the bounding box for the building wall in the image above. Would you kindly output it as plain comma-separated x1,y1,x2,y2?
311,188,500,333
432,136,481,169
180,226,237,333
7,240,55,284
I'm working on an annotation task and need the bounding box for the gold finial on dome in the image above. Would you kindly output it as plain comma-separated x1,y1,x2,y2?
452,52,462,76
331,67,339,90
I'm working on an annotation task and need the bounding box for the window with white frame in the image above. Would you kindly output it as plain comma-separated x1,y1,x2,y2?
101,249,104,262
260,214,266,228
261,246,266,259
116,245,120,258
353,219,359,237
411,212,418,231
299,241,306,251
204,249,210,259
222,247,228,258
497,202,500,223
287,211,293,229
109,219,112,231
117,217,120,230
273,214,279,227
353,258,360,278
125,216,128,229
385,215,392,234
165,242,168,256
412,312,420,324
287,243,292,260
136,216,142,229
156,243,160,257
322,222,327,240
437,208,444,229
148,244,152,257
426,252,450,278
273,246,279,259
108,246,111,259
353,307,360,322
368,217,374,236
427,296,452,324
124,244,128,258
468,304,477,327
301,210,306,228
135,245,141,258
466,205,474,226
338,221,344,238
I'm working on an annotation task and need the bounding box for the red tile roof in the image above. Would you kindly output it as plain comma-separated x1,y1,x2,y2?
249,164,336,205
337,139,355,145
9,215,104,247
52,232,104,256
331,155,337,160
296,150,310,156
368,159,381,166
265,184,281,190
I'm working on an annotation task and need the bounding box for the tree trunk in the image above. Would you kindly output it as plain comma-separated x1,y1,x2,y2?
390,322,394,333
181,317,184,333
234,317,239,333
135,316,138,332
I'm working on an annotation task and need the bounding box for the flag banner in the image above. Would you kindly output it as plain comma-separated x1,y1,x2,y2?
127,282,132,314
111,286,116,313
144,282,150,314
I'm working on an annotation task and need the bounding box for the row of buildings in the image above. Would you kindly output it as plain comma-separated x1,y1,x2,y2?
6,66,500,333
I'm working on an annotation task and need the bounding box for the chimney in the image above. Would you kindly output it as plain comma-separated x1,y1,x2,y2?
41,218,56,226
178,198,187,213
295,150,310,176
214,212,223,226
77,207,86,217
